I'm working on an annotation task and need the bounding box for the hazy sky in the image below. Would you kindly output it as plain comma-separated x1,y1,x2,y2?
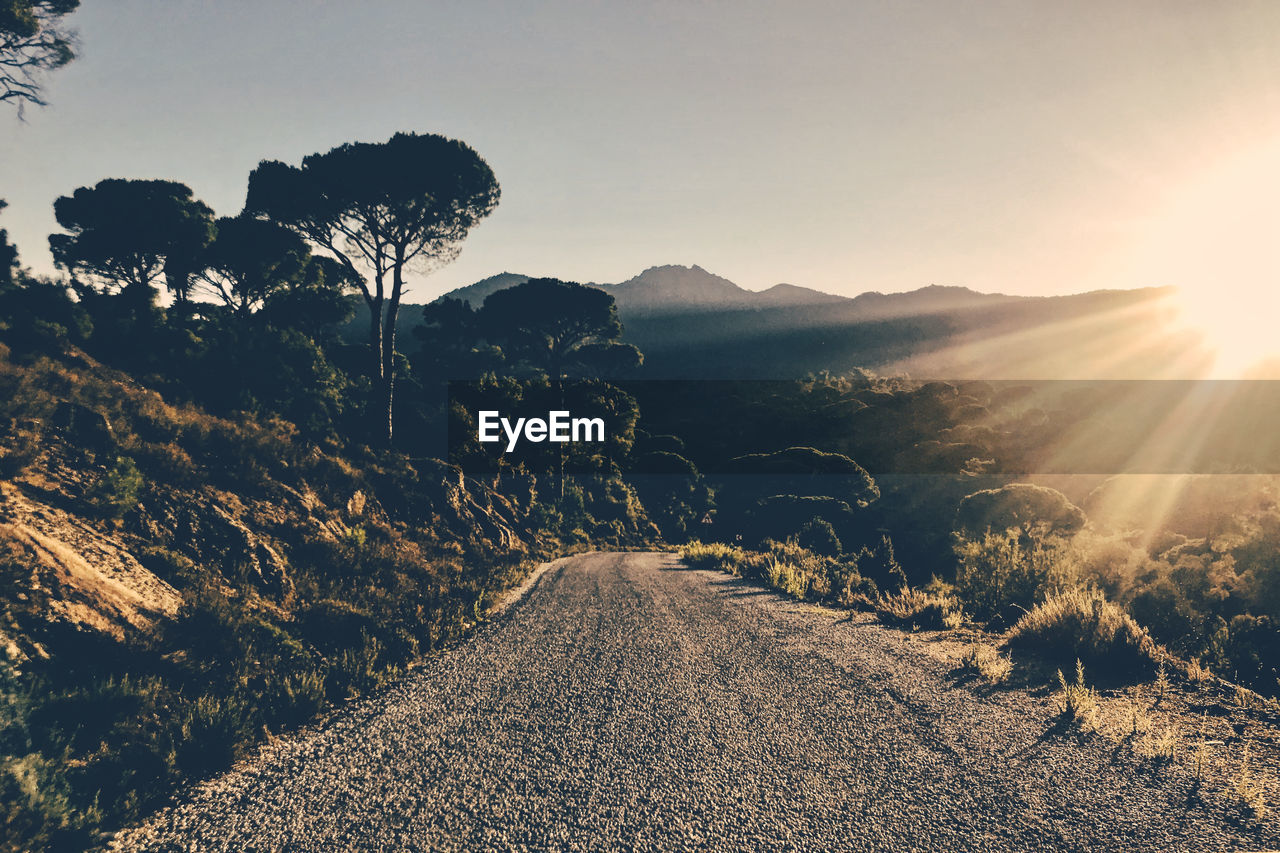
3,0,1280,306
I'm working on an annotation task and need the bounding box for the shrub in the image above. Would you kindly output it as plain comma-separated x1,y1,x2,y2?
683,540,873,605
856,535,907,593
828,556,875,606
1231,743,1268,820
961,642,1013,684
761,540,833,599
1056,658,1100,730
88,455,143,519
131,441,199,484
874,588,961,630
1005,587,1159,678
0,425,41,479
681,541,747,574
0,751,93,852
954,529,1075,626
176,693,251,776
797,517,842,557
765,556,813,600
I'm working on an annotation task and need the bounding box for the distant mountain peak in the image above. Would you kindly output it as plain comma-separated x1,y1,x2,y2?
433,271,530,307
607,265,751,313
620,264,743,290
754,283,850,306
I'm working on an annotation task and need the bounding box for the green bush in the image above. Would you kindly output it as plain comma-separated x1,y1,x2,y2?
797,517,842,557
954,529,1074,626
88,455,143,519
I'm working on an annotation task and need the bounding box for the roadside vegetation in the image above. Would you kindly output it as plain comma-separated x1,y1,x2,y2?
0,344,655,850
0,135,670,851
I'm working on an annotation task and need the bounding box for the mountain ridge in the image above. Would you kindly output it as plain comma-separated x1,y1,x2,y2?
407,264,1191,379
433,264,1021,316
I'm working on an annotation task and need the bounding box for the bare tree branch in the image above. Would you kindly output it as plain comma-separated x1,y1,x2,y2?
1,1,80,116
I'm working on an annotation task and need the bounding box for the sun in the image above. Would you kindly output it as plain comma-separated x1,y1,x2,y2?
1128,138,1280,377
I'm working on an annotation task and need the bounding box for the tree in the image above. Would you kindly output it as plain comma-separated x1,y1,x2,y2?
197,214,311,316
476,278,641,498
257,255,358,341
478,278,641,387
0,200,18,288
49,178,215,301
246,131,500,445
0,0,79,114
413,296,500,380
954,483,1086,543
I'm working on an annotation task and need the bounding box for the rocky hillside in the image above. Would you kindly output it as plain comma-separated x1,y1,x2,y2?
0,343,649,851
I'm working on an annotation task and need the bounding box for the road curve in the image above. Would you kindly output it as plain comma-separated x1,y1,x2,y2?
112,552,1274,852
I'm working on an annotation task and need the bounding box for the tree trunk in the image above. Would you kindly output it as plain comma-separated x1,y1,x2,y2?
363,257,390,445
381,248,407,448
368,296,383,382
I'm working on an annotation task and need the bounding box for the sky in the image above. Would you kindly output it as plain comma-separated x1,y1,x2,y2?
3,0,1280,321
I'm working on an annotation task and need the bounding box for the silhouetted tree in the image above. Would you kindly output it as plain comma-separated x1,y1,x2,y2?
246,131,500,445
0,0,79,113
49,178,215,302
197,214,311,316
470,279,641,498
257,255,358,341
413,296,499,379
478,278,641,388
0,200,17,288
954,483,1085,543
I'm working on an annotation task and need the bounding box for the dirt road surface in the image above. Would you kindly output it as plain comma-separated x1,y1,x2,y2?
111,552,1278,852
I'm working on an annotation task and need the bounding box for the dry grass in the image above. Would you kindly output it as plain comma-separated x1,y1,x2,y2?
1185,657,1212,683
765,556,813,600
1233,685,1262,711
1006,587,1158,678
680,541,747,574
1192,731,1210,782
1231,743,1269,820
1137,724,1180,761
960,642,1013,684
1153,659,1170,705
1125,701,1152,737
1056,659,1100,730
683,540,868,605
874,588,962,630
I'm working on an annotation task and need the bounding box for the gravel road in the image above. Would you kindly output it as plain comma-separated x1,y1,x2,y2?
111,552,1277,852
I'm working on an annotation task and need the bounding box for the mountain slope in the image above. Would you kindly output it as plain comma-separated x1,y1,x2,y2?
420,265,1199,379
438,272,532,308
600,264,761,313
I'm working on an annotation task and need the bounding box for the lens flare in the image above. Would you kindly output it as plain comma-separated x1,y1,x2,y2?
1128,138,1280,377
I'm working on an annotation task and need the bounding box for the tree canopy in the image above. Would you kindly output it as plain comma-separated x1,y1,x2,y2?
197,214,312,315
1,0,79,112
478,278,641,383
246,131,500,445
954,483,1086,542
0,199,18,288
49,178,215,300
